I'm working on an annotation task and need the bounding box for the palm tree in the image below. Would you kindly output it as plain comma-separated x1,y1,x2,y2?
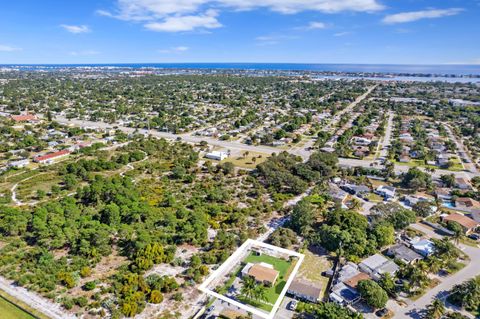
253,284,268,303
240,276,256,300
427,256,443,274
425,299,445,319
349,197,362,211
416,260,430,276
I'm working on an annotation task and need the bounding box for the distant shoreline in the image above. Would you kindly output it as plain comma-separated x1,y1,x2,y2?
1,63,480,77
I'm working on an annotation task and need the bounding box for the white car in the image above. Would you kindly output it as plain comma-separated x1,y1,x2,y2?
288,300,298,310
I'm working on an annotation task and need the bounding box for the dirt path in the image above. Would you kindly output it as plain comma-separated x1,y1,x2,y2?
0,277,75,319
10,172,46,206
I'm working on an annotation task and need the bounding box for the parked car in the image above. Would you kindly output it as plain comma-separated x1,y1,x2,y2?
468,233,480,241
288,300,298,310
375,308,388,317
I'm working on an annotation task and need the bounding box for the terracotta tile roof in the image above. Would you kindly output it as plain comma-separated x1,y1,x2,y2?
456,197,480,208
248,264,279,284
443,213,479,230
11,114,37,122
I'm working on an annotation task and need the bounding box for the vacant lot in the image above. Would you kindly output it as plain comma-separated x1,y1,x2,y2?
220,151,269,169
297,248,333,300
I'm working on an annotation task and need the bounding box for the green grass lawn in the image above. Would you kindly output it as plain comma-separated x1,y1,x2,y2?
366,193,384,202
395,158,463,172
241,252,295,310
219,151,269,169
0,296,36,319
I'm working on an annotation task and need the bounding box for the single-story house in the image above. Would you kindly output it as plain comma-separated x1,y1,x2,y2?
344,273,371,289
442,213,479,235
436,188,452,201
33,149,70,164
455,177,472,190
341,184,370,196
358,254,399,281
409,238,435,257
399,154,411,163
352,136,372,146
11,114,38,123
375,185,396,200
205,151,228,161
454,198,480,214
329,183,349,208
241,262,279,286
387,244,423,264
287,279,322,303
330,283,361,306
353,146,369,158
8,159,30,168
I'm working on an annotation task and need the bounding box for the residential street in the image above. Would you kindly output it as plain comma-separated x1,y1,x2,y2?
444,123,478,173
393,223,480,319
50,114,480,181
377,110,394,160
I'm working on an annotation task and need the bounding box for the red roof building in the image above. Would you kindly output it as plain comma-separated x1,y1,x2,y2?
34,150,70,164
11,114,38,122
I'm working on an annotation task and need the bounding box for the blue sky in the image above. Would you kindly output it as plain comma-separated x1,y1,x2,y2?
0,0,479,64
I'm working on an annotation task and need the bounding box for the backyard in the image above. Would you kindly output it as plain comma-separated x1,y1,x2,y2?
238,252,296,311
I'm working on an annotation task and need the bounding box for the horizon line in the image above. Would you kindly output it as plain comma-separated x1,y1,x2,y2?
1,62,480,66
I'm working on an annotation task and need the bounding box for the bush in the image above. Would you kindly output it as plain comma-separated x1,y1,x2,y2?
63,298,74,310
83,280,97,291
74,296,88,307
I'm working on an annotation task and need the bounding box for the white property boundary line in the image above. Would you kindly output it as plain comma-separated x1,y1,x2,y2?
198,239,305,319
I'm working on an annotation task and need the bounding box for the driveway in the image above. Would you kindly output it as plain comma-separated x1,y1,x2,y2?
393,223,480,319
275,296,296,319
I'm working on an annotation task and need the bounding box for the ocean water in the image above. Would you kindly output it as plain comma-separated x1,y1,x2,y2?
2,63,480,76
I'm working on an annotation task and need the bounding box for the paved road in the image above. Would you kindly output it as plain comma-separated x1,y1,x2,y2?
0,277,75,319
52,115,480,181
377,110,394,160
324,85,378,132
393,223,480,319
444,123,478,174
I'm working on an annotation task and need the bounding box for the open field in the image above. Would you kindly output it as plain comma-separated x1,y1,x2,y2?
395,158,464,172
0,297,35,319
220,151,269,169
0,289,49,319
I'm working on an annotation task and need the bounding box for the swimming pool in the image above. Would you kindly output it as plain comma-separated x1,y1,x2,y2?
442,201,455,208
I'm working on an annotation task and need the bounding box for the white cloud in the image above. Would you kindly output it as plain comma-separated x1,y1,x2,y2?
61,24,91,34
0,45,22,52
144,10,221,32
69,50,100,56
333,31,351,37
99,0,384,32
158,46,190,53
255,35,298,46
383,8,463,24
219,0,384,14
305,21,328,30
